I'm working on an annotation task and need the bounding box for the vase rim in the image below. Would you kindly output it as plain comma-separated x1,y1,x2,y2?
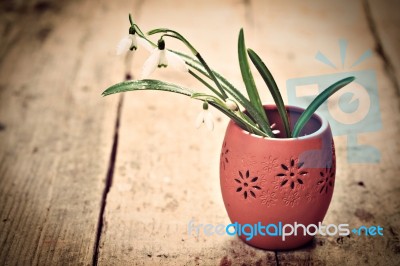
237,104,329,141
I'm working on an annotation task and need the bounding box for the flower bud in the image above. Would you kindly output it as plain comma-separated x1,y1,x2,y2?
226,99,238,111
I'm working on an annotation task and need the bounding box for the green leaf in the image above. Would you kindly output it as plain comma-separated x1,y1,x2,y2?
148,29,228,99
292,76,356,137
188,69,224,99
209,102,270,136
190,93,269,136
191,92,225,105
148,28,197,54
247,48,291,137
174,51,273,137
102,79,267,136
238,29,273,137
191,92,264,135
102,79,193,97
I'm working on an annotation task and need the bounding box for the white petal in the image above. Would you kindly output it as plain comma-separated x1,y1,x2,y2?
204,111,214,131
195,111,205,128
141,49,160,79
270,123,276,129
272,129,280,135
166,51,188,72
129,34,137,50
137,37,154,52
116,36,132,55
159,50,168,67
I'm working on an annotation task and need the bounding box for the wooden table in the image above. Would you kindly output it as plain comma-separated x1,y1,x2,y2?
1,0,399,265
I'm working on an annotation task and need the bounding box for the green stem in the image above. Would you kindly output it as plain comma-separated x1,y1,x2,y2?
148,28,228,100
128,23,229,101
129,14,134,26
188,70,224,99
124,19,271,137
174,51,276,137
213,104,267,137
196,54,228,99
191,92,267,137
148,28,197,53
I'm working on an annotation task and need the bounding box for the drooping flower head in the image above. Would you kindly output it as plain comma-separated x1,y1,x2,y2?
116,26,138,55
116,26,151,56
141,38,188,79
195,102,214,131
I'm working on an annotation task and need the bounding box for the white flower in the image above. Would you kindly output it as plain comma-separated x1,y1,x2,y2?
195,103,214,131
116,34,137,55
141,39,188,79
116,30,151,56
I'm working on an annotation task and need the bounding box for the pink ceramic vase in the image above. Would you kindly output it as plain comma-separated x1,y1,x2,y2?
220,105,336,250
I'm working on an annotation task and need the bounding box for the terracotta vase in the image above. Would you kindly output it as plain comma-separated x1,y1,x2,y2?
220,105,336,250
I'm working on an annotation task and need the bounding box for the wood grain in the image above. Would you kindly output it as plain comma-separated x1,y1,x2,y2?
0,0,121,264
96,0,278,265
367,0,400,93
0,0,399,265
98,0,400,265
251,0,400,265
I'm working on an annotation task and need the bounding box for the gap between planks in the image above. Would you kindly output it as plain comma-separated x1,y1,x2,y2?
91,1,144,264
92,92,124,266
91,1,396,264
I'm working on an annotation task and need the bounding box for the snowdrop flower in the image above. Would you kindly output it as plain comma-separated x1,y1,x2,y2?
116,35,136,55
116,26,151,56
116,27,137,55
141,39,188,79
195,102,214,131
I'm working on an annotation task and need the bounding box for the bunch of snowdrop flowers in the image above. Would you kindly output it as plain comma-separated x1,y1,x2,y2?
114,18,250,133
116,22,221,131
117,30,188,80
104,14,354,138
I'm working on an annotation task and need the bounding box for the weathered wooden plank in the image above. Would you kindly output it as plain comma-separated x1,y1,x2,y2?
250,0,400,265
98,0,400,265
0,0,123,264
98,0,278,265
367,0,400,94
0,0,63,63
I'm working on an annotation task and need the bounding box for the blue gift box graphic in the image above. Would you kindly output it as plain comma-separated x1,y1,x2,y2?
287,70,382,163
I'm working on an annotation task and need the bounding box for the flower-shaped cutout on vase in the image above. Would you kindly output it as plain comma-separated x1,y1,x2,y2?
277,158,308,190
234,170,261,199
220,142,229,171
